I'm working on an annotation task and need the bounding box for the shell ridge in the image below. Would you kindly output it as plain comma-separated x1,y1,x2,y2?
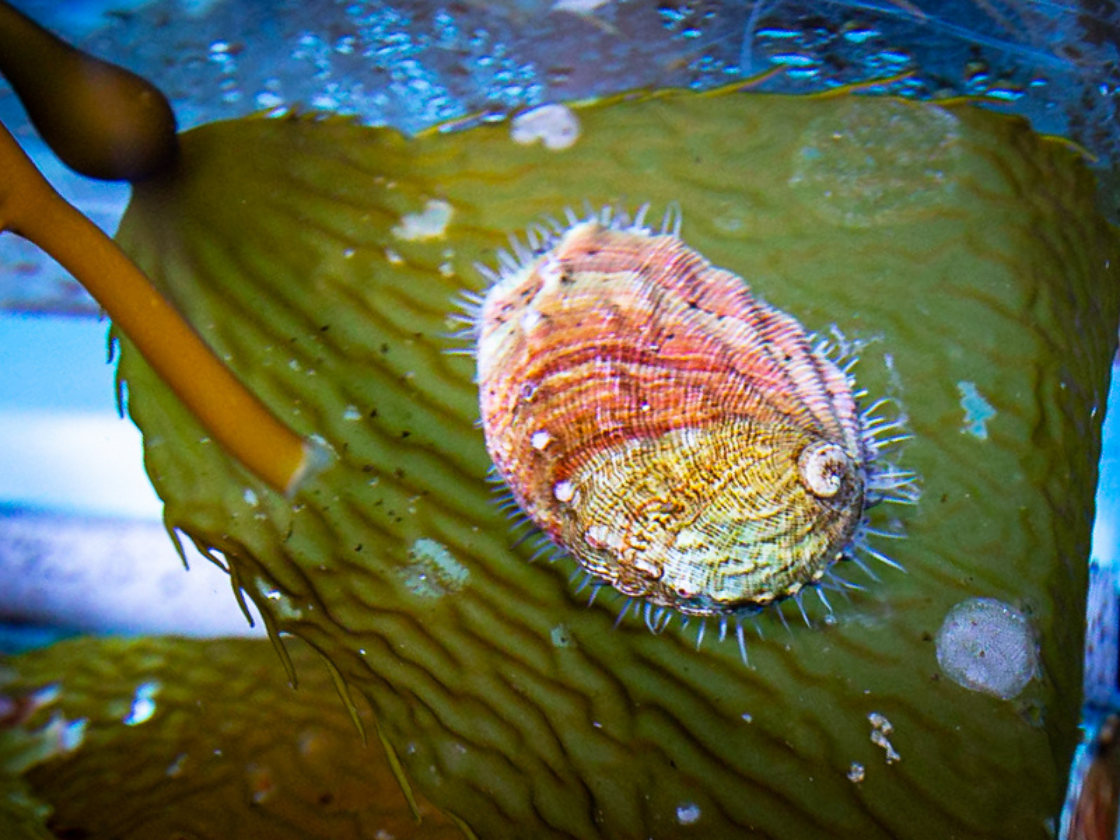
744,300,854,444
496,259,812,477
566,227,816,436
636,257,824,437
625,241,840,439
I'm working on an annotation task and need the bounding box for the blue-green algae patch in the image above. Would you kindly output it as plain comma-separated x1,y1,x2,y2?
958,380,997,440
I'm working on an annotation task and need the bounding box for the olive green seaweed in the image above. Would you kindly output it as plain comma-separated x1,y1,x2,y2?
100,91,1118,838
0,776,52,840
2,636,457,838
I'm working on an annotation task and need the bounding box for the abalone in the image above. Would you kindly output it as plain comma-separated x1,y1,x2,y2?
472,206,913,627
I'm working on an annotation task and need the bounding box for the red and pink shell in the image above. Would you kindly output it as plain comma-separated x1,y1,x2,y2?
469,207,911,623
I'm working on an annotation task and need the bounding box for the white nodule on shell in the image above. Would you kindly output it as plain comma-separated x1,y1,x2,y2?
538,255,563,289
671,426,701,449
511,104,581,151
935,598,1037,699
553,480,575,503
798,441,850,498
531,429,552,450
520,308,543,332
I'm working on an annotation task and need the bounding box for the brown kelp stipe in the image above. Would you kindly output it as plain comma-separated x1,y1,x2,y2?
0,120,328,495
0,0,177,181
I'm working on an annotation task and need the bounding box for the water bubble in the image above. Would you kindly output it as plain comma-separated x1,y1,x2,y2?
123,681,161,726
676,802,701,824
550,624,572,647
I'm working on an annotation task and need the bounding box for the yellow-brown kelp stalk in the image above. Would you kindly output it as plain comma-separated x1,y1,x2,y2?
0,124,325,495
0,0,328,495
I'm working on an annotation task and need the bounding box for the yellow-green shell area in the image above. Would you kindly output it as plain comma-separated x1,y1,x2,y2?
1,636,457,839
98,90,1116,838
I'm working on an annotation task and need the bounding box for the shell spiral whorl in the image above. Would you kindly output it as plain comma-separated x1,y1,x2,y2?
470,206,908,624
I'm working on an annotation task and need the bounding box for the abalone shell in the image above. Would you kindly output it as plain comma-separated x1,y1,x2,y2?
475,209,901,619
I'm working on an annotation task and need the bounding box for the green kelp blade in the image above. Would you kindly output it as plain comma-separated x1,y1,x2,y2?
113,92,1120,838
2,636,459,839
0,777,52,840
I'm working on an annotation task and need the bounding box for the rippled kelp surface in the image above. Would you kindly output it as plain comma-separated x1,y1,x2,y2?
1,636,457,838
99,90,1119,838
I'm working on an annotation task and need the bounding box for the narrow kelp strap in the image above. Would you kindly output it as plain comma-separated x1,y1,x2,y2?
0,1,329,495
